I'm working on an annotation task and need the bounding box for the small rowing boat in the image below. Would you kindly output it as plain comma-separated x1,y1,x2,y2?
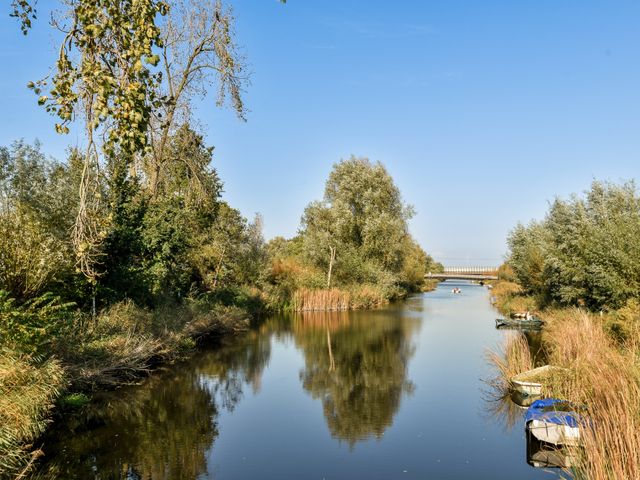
511,365,564,396
495,317,543,329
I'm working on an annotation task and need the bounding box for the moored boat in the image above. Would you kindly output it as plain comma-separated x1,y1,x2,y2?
525,398,583,446
511,365,564,396
495,317,543,329
511,311,534,319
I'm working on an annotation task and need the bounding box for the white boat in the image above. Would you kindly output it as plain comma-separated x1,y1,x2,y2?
525,399,583,447
510,365,564,396
527,418,581,446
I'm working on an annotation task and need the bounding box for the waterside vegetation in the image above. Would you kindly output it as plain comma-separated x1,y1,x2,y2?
0,148,438,479
489,180,640,479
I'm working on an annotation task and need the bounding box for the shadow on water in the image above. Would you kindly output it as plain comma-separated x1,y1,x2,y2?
33,330,273,480
34,364,220,479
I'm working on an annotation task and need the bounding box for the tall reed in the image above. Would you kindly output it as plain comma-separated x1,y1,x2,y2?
541,310,640,479
292,288,351,311
0,350,65,479
486,332,534,390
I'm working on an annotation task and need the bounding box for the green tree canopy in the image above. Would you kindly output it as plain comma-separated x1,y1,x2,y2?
300,156,422,289
507,180,640,310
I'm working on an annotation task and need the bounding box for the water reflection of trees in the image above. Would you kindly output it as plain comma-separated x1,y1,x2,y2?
293,310,418,446
34,332,272,480
197,330,272,410
35,366,219,479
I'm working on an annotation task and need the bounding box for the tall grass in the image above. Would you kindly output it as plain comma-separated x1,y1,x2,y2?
484,333,536,433
0,296,253,477
488,273,640,478
0,350,64,479
489,280,538,317
488,303,640,479
486,332,534,391
292,285,390,312
540,310,640,479
293,288,350,311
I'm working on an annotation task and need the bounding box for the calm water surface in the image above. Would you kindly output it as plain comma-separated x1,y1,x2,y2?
37,281,559,479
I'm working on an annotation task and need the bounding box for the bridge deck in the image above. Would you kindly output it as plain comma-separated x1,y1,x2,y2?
426,273,498,281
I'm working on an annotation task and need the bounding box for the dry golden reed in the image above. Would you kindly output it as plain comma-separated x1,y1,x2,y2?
486,331,534,389
292,288,351,311
541,310,640,480
0,350,65,478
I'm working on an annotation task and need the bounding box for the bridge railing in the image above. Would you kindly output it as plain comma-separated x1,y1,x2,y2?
441,266,498,275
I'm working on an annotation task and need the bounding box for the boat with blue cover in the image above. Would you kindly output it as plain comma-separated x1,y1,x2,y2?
525,398,583,446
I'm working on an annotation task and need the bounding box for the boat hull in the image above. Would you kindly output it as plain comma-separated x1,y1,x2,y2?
510,365,564,396
526,419,581,446
495,318,543,329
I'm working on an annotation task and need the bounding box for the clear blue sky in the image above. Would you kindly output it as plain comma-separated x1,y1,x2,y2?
1,1,639,266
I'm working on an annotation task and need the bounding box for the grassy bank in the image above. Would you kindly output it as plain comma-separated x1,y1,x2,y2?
488,279,640,479
0,293,255,480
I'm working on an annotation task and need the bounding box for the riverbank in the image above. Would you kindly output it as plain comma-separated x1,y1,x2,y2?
0,294,257,480
1,277,438,479
18,281,552,479
488,278,640,479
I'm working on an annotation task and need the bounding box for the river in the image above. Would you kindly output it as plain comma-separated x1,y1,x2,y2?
35,281,559,479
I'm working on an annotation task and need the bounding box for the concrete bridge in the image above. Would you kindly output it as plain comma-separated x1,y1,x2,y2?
426,266,498,281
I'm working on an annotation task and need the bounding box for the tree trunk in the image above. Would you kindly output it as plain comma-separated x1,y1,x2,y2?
212,245,226,290
327,245,336,288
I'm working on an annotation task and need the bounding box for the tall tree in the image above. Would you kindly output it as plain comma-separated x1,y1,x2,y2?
301,156,415,285
146,0,247,198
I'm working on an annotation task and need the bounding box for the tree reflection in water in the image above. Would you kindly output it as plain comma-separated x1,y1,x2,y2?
34,331,272,480
293,310,419,446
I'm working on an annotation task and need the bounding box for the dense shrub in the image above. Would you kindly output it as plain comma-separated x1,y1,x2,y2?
0,292,76,355
507,181,640,310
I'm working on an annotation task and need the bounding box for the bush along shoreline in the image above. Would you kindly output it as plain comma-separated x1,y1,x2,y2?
487,180,640,480
0,144,440,479
0,292,259,480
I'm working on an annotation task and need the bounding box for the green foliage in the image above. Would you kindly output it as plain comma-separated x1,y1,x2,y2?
31,0,168,157
0,292,77,355
398,236,439,291
507,180,640,310
302,156,413,276
262,157,435,309
604,299,640,346
0,141,80,300
507,221,550,296
140,199,195,298
59,392,91,409
9,0,36,34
